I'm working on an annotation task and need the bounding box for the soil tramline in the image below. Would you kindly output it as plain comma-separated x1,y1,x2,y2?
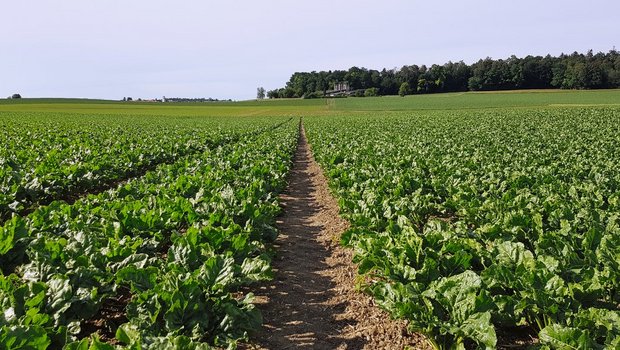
305,107,620,349
0,114,298,348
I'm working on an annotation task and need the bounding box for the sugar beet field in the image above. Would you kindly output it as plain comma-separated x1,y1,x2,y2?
1,94,620,349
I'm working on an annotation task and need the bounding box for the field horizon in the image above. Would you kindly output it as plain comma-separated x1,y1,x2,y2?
1,88,619,117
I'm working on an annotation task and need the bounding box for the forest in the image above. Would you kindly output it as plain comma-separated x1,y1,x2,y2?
268,50,620,98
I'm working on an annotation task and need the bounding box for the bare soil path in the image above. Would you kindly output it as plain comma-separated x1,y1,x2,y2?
244,122,428,349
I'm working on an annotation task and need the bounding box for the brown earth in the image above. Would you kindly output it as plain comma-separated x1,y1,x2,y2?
242,123,429,350
79,286,131,344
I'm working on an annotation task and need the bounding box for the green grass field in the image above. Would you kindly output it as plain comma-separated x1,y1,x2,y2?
1,89,619,116
331,89,620,111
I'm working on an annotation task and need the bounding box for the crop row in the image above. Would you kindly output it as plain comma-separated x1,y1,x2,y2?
0,112,262,224
305,108,620,349
0,116,298,349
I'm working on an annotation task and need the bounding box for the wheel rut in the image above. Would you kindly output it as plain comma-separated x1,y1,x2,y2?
244,122,428,349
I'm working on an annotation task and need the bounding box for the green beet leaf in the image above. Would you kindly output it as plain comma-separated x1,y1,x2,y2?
0,325,51,350
539,323,603,349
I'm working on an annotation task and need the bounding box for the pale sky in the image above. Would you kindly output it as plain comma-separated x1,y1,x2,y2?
1,0,618,100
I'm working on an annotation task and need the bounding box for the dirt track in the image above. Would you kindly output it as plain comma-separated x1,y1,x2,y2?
244,123,428,349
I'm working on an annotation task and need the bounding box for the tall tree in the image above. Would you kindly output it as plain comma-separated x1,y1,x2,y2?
256,87,266,99
399,82,411,97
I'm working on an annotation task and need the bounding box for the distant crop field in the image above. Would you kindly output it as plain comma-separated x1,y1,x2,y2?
330,89,620,111
2,89,619,117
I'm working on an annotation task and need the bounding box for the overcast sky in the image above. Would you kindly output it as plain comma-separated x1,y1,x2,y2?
1,0,618,100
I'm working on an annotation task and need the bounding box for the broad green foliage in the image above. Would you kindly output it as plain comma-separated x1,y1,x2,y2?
0,114,298,348
305,107,620,349
0,112,249,224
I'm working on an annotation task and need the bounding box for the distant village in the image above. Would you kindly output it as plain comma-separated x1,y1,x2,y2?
122,96,233,103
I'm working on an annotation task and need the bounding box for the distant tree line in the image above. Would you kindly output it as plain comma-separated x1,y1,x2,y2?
163,97,232,102
121,97,233,102
268,50,620,98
